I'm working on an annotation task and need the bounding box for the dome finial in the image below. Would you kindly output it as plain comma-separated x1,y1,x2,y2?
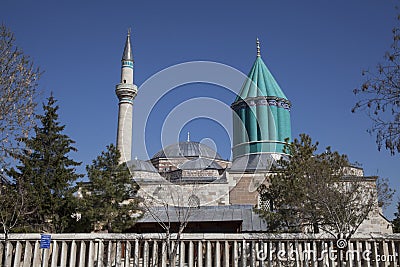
256,38,261,57
128,27,131,37
187,132,190,142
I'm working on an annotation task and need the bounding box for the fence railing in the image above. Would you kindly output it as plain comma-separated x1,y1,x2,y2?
1,233,399,266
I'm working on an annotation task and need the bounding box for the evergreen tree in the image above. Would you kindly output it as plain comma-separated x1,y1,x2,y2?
393,201,400,233
10,94,82,233
78,144,142,233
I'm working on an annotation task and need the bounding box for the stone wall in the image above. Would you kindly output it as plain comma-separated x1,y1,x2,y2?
139,182,229,207
357,212,393,234
227,172,269,205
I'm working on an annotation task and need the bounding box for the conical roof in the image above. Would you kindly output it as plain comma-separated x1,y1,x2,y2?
122,31,133,61
235,56,287,102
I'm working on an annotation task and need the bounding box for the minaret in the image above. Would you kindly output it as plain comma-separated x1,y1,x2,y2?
231,38,291,160
116,29,137,163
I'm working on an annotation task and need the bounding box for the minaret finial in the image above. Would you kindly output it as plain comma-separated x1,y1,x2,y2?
256,38,261,57
187,132,190,142
122,29,133,61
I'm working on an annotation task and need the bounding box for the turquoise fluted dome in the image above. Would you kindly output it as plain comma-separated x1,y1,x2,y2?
231,42,291,160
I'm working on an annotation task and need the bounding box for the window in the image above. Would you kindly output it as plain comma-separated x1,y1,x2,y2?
257,194,272,211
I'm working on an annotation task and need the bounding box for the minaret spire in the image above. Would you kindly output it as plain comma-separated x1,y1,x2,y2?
116,30,138,163
122,28,133,61
256,38,261,57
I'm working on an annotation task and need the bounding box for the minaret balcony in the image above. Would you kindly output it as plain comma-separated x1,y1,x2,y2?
115,83,138,101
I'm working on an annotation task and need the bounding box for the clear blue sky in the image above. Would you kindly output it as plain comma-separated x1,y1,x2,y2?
1,0,399,218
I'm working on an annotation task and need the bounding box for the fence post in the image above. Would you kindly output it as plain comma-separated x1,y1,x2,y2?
179,241,185,267
5,241,13,267
87,241,95,267
223,241,229,267
69,240,77,267
78,241,86,267
143,240,149,267
116,241,122,267
50,240,58,267
32,241,41,266
215,241,220,267
188,241,194,267
233,241,238,267
161,241,167,267
12,241,22,267
22,241,33,267
134,239,139,267
197,240,203,267
151,240,158,267
125,240,131,267
391,240,398,267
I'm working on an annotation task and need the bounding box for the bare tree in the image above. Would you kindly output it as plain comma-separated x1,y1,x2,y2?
376,176,395,211
141,183,200,266
257,134,376,241
0,24,40,168
0,25,40,265
352,12,400,155
0,170,34,266
309,177,375,238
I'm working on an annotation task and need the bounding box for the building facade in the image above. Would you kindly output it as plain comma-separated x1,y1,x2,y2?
115,32,391,234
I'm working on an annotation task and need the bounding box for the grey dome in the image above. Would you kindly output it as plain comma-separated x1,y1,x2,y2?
127,159,157,173
152,141,223,160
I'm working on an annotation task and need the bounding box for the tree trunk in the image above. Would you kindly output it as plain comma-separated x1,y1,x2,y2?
3,229,9,267
107,221,112,233
166,233,172,267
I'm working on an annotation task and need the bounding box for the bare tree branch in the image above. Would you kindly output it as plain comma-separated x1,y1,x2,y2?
0,25,41,168
353,13,400,154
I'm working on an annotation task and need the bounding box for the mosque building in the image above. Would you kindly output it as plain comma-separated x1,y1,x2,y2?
114,31,392,234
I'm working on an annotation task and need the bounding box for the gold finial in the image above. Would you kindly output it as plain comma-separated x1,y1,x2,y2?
256,38,261,57
187,132,190,142
128,28,131,36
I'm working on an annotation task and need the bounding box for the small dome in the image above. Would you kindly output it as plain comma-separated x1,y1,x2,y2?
127,159,157,173
178,158,222,170
152,141,223,160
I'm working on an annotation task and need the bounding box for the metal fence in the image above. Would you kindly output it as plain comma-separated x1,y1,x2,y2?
1,233,399,266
